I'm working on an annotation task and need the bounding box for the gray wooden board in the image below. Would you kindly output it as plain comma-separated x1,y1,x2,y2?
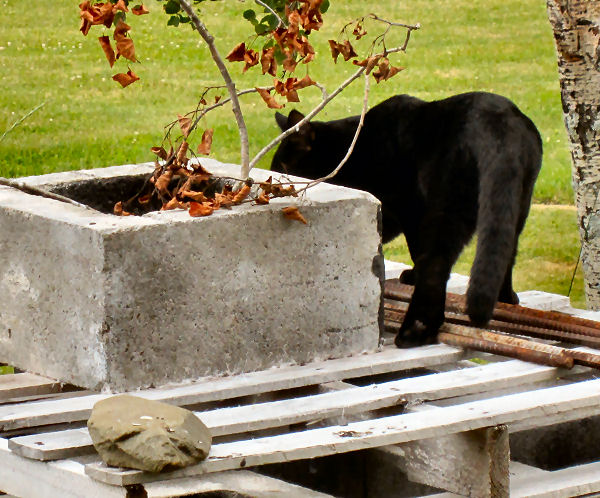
0,345,464,433
9,357,565,461
510,460,600,497
83,378,600,486
0,373,61,402
0,439,332,498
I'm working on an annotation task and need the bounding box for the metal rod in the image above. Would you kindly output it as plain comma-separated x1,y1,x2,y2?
438,331,574,369
384,280,600,338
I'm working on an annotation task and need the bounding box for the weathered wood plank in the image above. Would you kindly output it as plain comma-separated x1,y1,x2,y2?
0,438,127,498
0,345,464,433
511,461,600,497
9,358,562,461
84,378,600,486
383,406,509,497
0,373,61,402
0,438,331,498
142,470,334,498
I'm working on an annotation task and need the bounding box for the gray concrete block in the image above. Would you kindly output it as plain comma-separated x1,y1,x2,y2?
0,161,382,391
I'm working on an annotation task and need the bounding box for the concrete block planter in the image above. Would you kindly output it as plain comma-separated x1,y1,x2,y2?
0,160,383,391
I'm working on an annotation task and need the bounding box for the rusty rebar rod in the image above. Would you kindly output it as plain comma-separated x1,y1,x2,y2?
383,299,600,349
438,332,575,369
384,280,600,338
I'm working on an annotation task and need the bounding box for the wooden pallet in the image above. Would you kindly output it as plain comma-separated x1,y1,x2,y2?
1,338,600,497
2,272,600,497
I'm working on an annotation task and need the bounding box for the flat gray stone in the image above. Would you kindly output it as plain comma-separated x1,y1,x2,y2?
0,160,383,391
87,394,211,473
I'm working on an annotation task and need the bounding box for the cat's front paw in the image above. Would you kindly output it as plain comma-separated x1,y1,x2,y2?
394,321,438,348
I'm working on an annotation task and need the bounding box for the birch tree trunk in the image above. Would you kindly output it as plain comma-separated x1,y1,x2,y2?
547,0,600,308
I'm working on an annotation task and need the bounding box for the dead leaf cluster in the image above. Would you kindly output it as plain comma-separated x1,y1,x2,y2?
114,135,306,224
226,2,327,109
79,1,148,87
329,18,405,83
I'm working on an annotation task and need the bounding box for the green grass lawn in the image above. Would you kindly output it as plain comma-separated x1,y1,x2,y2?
0,1,588,308
0,0,569,201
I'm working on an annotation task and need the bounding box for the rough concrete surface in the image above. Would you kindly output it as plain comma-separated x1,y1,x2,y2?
0,160,382,391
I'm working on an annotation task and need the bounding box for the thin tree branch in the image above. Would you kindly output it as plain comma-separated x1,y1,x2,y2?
0,177,98,212
254,0,286,28
368,14,420,31
298,73,370,193
248,45,408,170
178,0,251,178
0,103,45,143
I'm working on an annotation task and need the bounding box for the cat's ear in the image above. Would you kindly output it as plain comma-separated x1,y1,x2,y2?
275,112,289,131
287,109,306,128
275,109,306,131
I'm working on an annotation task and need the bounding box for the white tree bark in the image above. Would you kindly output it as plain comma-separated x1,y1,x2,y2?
547,0,600,308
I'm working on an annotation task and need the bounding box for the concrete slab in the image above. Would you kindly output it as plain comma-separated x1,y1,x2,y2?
0,161,383,391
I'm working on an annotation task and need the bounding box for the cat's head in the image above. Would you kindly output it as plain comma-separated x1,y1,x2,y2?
271,110,321,179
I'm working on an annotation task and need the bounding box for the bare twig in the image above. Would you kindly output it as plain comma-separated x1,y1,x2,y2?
0,177,97,212
254,0,286,28
298,73,370,193
178,0,251,178
248,44,408,170
368,14,421,31
0,103,45,143
189,87,274,132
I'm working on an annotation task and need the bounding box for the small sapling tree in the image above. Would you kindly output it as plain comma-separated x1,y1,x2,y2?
77,0,419,220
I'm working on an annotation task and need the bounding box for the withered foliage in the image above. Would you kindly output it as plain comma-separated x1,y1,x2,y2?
79,1,146,86
227,1,325,108
113,143,306,224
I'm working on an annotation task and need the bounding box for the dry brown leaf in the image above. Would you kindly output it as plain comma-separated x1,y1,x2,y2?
112,69,140,87
197,129,214,155
328,40,357,62
113,20,131,41
214,192,233,207
232,184,251,204
256,87,284,109
293,74,316,89
177,114,192,137
180,190,207,202
150,146,168,160
114,201,132,216
261,47,277,76
282,206,307,224
189,202,214,217
176,141,189,164
353,55,382,75
161,197,187,211
226,42,246,62
116,37,136,62
155,169,173,194
255,193,270,205
132,4,149,15
243,49,259,72
112,0,129,12
98,36,116,67
372,57,404,83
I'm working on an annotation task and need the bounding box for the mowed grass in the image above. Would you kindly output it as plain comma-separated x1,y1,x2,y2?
0,1,587,306
1,0,568,200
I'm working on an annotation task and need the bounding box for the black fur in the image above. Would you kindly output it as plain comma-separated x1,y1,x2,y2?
271,92,542,347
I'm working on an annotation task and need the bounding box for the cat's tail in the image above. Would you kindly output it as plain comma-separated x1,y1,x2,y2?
465,159,527,327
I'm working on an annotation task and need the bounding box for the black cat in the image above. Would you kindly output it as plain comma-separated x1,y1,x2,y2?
271,92,542,347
